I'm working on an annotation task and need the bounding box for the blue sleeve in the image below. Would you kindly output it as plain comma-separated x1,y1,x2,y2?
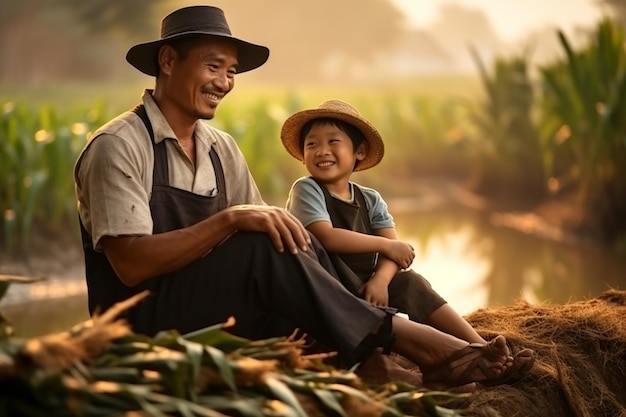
359,185,395,229
285,177,332,227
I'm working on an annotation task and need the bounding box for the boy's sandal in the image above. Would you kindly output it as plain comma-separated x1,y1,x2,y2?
421,335,509,386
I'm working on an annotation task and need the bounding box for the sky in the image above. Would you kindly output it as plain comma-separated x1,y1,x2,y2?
390,0,606,41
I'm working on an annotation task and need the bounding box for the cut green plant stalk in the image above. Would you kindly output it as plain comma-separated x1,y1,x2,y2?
0,278,468,416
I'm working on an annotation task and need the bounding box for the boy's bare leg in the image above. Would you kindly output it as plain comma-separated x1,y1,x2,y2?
389,316,508,385
425,304,487,344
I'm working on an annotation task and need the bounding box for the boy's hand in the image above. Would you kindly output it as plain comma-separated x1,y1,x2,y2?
382,240,415,269
361,275,390,307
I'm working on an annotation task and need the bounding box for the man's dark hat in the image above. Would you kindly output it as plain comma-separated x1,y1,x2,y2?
126,5,269,76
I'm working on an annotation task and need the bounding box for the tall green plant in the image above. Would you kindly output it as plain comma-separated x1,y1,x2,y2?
211,97,293,204
371,95,472,179
468,48,545,206
1,102,48,253
0,101,108,255
539,19,626,242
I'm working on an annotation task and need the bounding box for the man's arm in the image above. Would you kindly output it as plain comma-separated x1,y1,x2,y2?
102,204,310,287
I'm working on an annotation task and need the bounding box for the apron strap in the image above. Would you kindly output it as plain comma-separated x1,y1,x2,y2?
132,104,169,187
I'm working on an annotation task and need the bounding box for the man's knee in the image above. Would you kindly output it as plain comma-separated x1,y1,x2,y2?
217,231,276,257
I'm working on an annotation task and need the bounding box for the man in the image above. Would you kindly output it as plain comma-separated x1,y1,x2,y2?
75,5,528,387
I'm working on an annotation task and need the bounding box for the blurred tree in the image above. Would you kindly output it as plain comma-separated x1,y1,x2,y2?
0,0,162,83
428,3,502,72
0,0,159,36
57,0,159,36
207,0,408,82
430,3,501,47
0,0,407,84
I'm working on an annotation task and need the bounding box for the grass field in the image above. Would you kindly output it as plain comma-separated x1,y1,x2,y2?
0,73,483,110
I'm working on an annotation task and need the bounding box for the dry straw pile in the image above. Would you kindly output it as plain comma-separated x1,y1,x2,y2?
462,289,626,417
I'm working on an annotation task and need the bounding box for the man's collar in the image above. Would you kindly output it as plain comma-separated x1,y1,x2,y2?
141,89,216,147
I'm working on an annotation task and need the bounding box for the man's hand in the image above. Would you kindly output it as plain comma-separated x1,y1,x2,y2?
226,205,311,254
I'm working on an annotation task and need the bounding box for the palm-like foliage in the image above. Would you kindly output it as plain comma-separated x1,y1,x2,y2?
468,48,545,206
539,19,626,241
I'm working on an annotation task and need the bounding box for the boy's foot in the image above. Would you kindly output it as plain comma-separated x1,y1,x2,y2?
421,335,510,386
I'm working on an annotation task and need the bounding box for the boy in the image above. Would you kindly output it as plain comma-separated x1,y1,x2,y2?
282,99,492,346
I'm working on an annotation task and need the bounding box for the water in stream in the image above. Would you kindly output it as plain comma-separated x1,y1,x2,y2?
391,205,626,315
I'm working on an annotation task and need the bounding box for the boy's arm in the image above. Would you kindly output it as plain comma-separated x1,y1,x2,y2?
307,220,390,254
371,227,406,281
361,227,410,306
307,222,414,269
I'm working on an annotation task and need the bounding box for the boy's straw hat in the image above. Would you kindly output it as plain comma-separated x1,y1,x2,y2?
281,99,384,171
126,5,269,76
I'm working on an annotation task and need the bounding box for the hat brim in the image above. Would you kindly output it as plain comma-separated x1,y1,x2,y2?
126,32,269,76
281,108,384,172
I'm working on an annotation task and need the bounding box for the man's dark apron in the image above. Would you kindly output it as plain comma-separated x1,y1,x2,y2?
80,104,227,335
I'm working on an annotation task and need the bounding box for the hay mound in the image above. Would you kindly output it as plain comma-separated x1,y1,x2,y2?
462,289,626,417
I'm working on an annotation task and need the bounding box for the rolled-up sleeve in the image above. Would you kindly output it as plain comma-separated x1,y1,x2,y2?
75,134,153,251
361,186,395,229
285,177,331,227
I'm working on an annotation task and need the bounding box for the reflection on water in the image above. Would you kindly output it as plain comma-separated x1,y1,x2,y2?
3,204,626,337
404,226,490,315
392,205,626,316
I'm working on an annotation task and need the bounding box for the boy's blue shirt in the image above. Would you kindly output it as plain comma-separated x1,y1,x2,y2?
285,176,395,230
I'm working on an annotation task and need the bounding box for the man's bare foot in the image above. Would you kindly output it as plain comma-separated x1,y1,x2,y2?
485,335,514,369
481,347,536,386
421,335,510,386
482,335,512,366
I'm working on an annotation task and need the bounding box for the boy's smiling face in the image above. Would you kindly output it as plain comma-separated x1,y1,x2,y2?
302,121,367,190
